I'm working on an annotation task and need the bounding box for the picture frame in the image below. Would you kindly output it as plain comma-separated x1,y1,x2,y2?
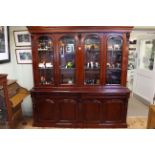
0,26,10,63
14,30,31,47
15,49,32,64
66,44,74,53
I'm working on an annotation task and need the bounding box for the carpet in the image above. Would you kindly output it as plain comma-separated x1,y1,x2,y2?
16,117,148,129
127,117,147,129
1,117,148,129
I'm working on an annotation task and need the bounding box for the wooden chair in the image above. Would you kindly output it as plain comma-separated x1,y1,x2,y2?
0,74,29,128
147,104,155,129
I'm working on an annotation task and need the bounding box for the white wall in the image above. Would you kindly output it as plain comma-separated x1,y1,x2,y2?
0,26,33,116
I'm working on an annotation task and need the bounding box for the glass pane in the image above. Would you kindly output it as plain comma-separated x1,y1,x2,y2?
106,36,123,84
84,35,100,85
139,39,155,70
37,36,54,85
59,36,75,84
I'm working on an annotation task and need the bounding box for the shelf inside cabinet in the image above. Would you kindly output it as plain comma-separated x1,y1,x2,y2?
107,68,121,71
38,67,53,70
38,48,51,51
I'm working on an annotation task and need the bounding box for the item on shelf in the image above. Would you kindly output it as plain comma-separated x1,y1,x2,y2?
66,61,73,68
38,63,44,68
106,63,111,68
66,44,74,53
95,62,99,68
85,79,97,84
90,61,94,68
40,76,46,84
108,45,113,51
46,63,53,68
112,64,115,68
114,44,120,50
68,79,73,84
116,63,121,68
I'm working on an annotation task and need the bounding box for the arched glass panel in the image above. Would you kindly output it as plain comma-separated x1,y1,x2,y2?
37,36,54,85
59,36,75,84
106,36,123,84
84,35,100,85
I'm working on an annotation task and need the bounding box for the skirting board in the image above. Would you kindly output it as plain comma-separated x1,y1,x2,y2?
133,93,150,106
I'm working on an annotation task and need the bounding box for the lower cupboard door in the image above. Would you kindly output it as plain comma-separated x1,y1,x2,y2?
82,99,102,123
58,99,78,123
36,98,58,122
104,99,126,122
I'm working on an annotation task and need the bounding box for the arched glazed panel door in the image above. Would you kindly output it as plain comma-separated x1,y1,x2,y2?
37,36,54,85
106,36,123,84
84,35,100,85
59,36,76,85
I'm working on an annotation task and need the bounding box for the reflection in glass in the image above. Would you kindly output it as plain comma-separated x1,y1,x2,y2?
59,36,75,84
106,36,123,84
139,39,155,70
84,35,100,85
37,36,54,85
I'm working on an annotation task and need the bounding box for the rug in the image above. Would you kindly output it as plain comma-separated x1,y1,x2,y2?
1,117,148,129
17,117,148,129
127,117,147,129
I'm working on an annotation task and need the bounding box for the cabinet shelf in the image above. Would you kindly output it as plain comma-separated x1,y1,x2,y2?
38,48,52,51
107,68,121,71
38,67,53,69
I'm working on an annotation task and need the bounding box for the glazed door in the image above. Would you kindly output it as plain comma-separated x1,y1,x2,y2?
32,35,55,87
84,34,101,85
58,35,76,85
106,34,123,85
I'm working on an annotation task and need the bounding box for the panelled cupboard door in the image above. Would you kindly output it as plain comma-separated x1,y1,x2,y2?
35,96,58,122
104,99,125,122
58,98,78,123
81,99,102,123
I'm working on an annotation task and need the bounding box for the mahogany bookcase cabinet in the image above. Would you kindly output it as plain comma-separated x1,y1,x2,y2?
28,26,133,128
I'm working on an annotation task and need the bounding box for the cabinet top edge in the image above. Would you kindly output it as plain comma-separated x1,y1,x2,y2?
27,26,133,33
0,74,7,79
31,86,130,94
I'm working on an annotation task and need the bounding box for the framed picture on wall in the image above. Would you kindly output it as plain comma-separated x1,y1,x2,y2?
0,26,10,63
15,49,32,64
14,30,31,47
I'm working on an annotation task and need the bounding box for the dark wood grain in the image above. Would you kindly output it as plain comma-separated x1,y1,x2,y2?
0,74,13,128
28,26,133,128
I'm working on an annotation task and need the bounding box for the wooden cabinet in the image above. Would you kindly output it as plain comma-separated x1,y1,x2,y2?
28,26,133,128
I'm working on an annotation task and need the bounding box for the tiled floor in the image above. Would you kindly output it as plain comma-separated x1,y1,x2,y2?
127,95,149,117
